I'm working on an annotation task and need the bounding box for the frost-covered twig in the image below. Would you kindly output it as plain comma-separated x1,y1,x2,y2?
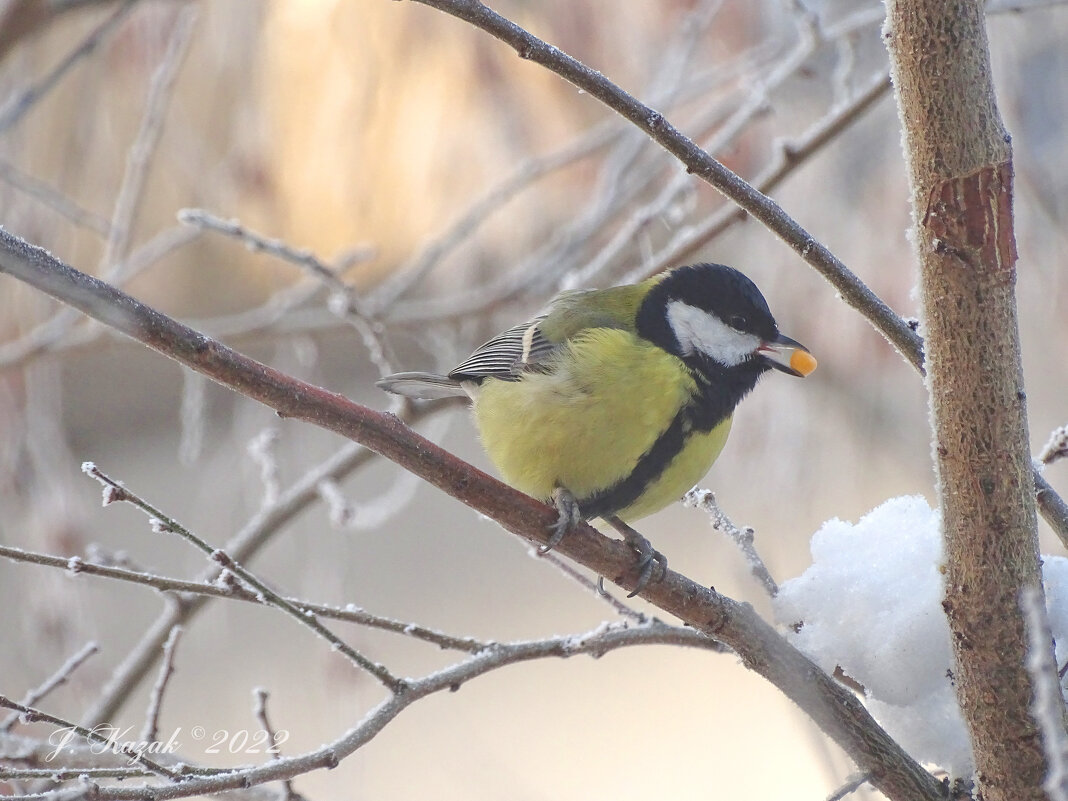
178,208,374,283
1035,427,1068,550
1037,474,1068,551
179,208,395,377
141,626,182,744
0,642,99,733
0,766,150,782
247,428,281,507
103,5,197,273
1041,425,1068,466
825,772,873,801
629,69,892,282
0,0,139,133
79,436,405,727
684,488,778,597
252,688,298,801
1021,585,1068,801
536,549,648,622
0,541,490,652
5,621,717,799
0,159,111,234
81,462,404,692
408,0,924,370
0,694,181,781
0,228,945,800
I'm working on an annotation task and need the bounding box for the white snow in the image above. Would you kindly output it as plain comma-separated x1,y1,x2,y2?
774,495,1068,779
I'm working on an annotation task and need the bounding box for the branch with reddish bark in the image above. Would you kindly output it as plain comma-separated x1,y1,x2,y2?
0,227,943,801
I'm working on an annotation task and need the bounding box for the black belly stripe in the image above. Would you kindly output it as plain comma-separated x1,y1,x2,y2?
576,407,695,520
574,358,764,521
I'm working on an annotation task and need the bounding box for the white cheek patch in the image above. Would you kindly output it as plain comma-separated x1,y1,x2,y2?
665,300,761,366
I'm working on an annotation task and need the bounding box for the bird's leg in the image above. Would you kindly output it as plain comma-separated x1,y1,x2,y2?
604,515,668,597
542,486,582,553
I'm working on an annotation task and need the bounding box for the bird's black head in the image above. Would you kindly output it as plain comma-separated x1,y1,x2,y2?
636,263,778,361
636,263,811,425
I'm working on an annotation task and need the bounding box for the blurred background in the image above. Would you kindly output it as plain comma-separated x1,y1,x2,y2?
0,0,1065,798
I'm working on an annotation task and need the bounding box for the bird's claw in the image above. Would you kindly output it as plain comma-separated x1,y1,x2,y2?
625,535,668,598
541,487,582,553
606,516,668,597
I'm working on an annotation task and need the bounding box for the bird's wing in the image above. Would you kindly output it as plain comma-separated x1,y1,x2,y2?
448,315,554,382
447,281,653,383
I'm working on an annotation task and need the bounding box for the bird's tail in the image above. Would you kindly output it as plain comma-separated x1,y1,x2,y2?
375,371,469,400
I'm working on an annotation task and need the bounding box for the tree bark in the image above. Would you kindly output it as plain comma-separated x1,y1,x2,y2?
884,1,1058,798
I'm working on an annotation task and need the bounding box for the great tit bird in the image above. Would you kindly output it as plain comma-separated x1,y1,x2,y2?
377,263,816,592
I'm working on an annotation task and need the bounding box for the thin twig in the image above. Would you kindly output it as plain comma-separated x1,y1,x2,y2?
6,621,720,799
0,0,139,133
0,159,111,234
1021,585,1068,801
1037,474,1068,550
79,434,403,728
247,428,281,507
80,462,405,692
825,772,874,801
684,489,779,597
537,549,648,622
0,642,99,733
141,626,182,744
409,0,924,370
1040,425,1068,465
102,4,197,272
178,209,375,283
628,69,893,283
0,767,150,781
0,542,489,652
0,695,181,781
179,208,395,377
252,688,298,801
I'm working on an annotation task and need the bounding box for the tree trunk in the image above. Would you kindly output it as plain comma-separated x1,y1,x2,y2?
884,1,1057,798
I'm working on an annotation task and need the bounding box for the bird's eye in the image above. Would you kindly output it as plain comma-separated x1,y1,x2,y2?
729,314,748,330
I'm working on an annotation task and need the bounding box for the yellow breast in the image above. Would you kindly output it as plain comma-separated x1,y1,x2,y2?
471,327,732,523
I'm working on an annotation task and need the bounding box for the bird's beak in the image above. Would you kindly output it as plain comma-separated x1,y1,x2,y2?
757,333,817,377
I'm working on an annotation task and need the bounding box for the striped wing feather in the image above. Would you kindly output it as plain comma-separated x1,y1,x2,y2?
447,281,652,383
448,316,555,381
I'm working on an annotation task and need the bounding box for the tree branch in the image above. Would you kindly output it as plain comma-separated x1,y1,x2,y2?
0,227,943,801
404,0,1068,550
885,0,1057,796
0,539,489,652
82,462,405,692
407,0,923,370
81,439,383,727
0,642,99,733
1,621,732,799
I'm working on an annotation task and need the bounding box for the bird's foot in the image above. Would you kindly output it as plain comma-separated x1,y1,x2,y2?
541,487,582,554
605,516,667,597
